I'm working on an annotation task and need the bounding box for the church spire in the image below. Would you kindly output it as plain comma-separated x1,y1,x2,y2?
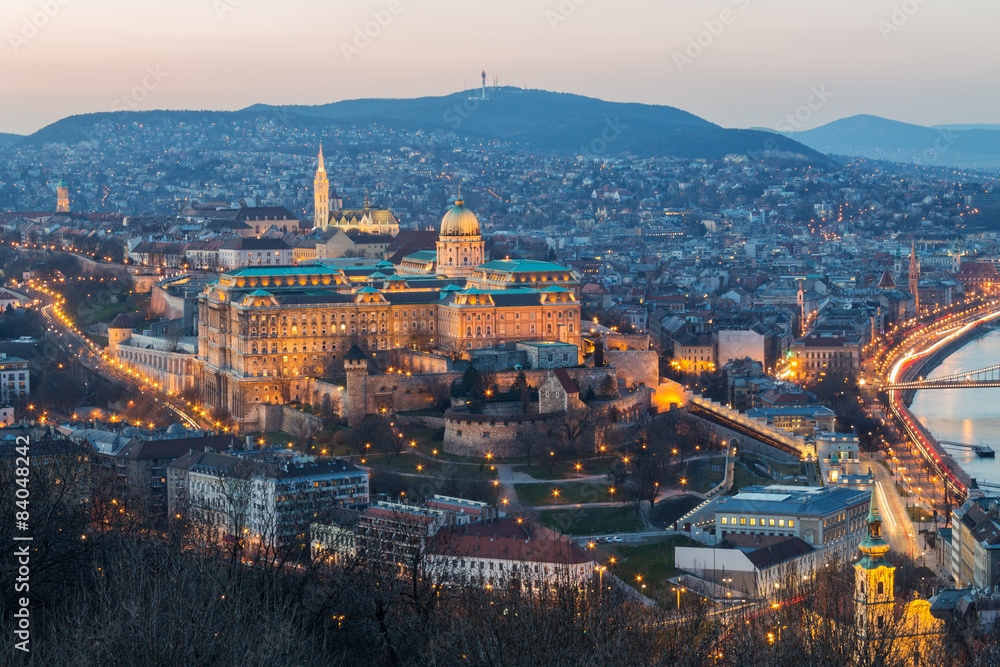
859,482,890,563
314,144,330,229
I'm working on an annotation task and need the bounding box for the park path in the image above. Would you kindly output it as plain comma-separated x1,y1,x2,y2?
496,464,522,510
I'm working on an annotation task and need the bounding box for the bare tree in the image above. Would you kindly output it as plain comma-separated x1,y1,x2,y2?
441,336,468,362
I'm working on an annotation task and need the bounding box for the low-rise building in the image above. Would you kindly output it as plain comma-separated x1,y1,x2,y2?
789,333,860,382
950,496,1000,590
219,237,294,269
168,450,368,546
0,353,30,404
516,340,578,369
713,484,870,563
745,405,837,436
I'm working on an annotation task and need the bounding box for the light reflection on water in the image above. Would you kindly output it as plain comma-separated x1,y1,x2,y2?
908,330,1000,485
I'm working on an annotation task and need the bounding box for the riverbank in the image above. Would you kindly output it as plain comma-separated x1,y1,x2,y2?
899,323,991,406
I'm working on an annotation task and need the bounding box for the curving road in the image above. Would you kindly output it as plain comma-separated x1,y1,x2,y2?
861,455,935,567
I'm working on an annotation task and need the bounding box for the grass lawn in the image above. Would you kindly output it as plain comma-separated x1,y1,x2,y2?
682,456,726,494
513,457,613,481
895,484,910,498
614,536,701,599
728,466,772,494
728,464,805,494
770,461,804,476
538,506,644,536
907,506,934,523
514,481,609,507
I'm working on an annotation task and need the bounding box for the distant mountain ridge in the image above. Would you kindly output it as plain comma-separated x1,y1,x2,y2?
249,88,829,161
12,88,829,163
0,133,21,146
780,114,1000,171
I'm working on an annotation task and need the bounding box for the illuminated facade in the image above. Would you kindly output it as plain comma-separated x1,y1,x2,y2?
56,178,70,213
197,201,581,423
436,198,483,278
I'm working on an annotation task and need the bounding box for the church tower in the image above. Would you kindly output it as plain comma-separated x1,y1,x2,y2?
854,483,895,642
436,190,485,278
908,242,920,315
56,179,70,213
314,145,329,229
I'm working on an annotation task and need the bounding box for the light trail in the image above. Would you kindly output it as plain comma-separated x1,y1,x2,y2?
875,482,897,528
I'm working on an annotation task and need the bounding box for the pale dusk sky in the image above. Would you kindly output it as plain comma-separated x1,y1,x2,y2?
2,0,998,135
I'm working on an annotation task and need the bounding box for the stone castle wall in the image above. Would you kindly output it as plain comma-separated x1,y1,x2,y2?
604,333,650,351
443,409,560,457
603,350,658,388
242,403,324,439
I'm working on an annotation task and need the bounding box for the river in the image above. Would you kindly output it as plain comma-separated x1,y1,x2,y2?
909,328,1000,485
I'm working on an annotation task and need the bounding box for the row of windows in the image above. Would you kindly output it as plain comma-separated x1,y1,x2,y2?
721,516,795,528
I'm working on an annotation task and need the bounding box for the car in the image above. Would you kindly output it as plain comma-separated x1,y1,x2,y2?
611,536,623,543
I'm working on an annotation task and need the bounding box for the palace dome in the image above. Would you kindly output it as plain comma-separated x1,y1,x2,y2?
440,199,481,237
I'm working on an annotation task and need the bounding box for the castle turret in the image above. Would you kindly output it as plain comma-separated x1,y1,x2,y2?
344,344,369,427
107,313,134,351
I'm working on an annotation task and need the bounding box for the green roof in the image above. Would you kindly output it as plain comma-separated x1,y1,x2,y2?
225,265,344,277
460,287,538,296
356,286,379,293
478,259,570,273
246,289,273,297
404,250,438,262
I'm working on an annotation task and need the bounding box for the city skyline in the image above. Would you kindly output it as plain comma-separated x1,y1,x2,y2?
3,0,1000,135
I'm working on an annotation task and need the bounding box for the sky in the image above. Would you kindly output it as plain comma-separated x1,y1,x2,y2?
2,0,999,135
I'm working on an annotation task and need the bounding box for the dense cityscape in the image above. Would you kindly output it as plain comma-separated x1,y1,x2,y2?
5,3,1000,666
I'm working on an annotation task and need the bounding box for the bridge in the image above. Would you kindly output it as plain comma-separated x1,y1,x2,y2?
883,362,1000,390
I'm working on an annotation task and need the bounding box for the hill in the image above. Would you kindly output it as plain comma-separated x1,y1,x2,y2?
16,89,828,164
0,132,21,146
783,115,1000,171
251,88,829,162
